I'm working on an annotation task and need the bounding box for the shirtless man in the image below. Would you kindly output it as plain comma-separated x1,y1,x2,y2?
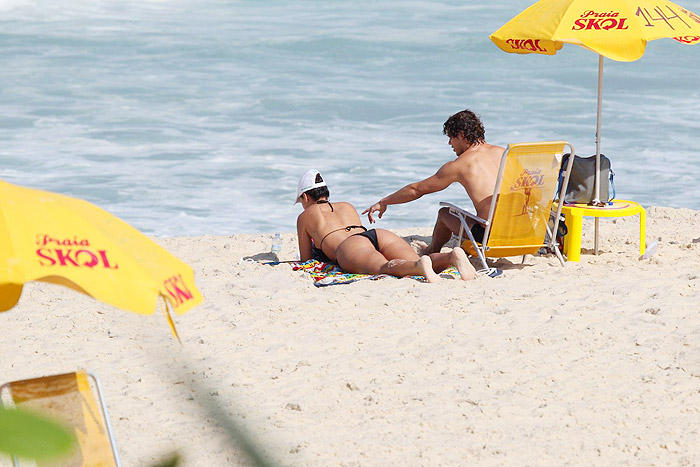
363,109,504,254
295,169,476,282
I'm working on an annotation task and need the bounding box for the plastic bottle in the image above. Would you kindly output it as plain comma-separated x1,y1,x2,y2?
641,241,658,260
271,232,282,254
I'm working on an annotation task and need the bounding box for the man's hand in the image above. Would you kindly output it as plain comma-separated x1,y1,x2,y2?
362,202,386,224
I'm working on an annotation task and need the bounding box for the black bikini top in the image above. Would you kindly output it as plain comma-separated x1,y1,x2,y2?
316,199,334,211
314,200,367,250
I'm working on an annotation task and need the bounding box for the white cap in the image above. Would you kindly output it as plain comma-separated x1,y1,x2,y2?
295,169,327,204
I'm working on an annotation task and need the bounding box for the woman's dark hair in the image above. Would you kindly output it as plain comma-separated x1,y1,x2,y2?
442,109,485,145
304,173,329,200
305,185,329,200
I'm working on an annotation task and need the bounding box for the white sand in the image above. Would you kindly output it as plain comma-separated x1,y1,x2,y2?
2,205,700,466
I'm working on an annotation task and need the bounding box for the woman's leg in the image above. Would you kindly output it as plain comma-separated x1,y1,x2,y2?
429,247,477,281
376,229,475,281
337,232,441,282
335,235,387,274
374,230,441,282
374,229,420,261
380,256,441,283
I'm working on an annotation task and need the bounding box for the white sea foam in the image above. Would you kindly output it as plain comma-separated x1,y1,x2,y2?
1,0,699,235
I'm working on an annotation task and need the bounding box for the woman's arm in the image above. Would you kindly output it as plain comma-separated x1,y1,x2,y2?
296,215,314,261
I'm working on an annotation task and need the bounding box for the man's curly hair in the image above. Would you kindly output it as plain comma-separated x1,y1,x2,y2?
442,110,485,146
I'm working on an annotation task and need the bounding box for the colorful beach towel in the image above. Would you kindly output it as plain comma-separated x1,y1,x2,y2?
270,259,462,287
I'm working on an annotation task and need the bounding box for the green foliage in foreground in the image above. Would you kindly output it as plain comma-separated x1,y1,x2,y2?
0,406,75,460
151,452,181,467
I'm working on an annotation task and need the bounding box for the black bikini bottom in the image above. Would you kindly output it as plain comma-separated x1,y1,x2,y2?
352,228,380,251
312,228,380,263
312,246,333,263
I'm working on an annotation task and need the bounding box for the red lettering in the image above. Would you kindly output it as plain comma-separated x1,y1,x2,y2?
599,19,616,30
586,18,603,29
575,11,627,30
674,35,700,43
505,38,547,52
35,234,91,247
164,274,194,307
35,247,120,269
36,248,56,266
581,10,620,18
573,18,628,31
573,19,586,30
55,249,79,267
98,250,119,269
513,170,546,190
75,250,99,268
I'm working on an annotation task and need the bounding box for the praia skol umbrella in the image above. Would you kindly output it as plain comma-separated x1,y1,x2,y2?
490,0,700,250
0,180,203,340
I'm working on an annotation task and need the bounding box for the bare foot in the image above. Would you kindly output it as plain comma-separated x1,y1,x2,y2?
450,247,476,280
412,240,429,255
417,256,441,283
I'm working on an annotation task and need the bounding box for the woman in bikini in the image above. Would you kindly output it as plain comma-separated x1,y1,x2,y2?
295,169,476,282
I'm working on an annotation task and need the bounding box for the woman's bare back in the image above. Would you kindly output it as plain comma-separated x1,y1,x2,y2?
297,201,366,261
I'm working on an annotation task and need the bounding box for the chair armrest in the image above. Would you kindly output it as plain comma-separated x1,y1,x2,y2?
439,202,487,225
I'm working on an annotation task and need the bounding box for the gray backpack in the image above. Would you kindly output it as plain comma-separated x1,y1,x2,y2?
559,153,615,204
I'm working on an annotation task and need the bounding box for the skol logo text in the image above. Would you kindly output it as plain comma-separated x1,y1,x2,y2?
35,234,118,269
506,39,547,52
513,169,545,190
572,10,629,30
163,274,194,308
36,249,119,269
36,234,90,247
674,35,700,44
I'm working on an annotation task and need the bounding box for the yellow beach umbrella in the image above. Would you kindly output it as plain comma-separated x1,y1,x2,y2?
0,180,202,337
491,0,700,62
490,0,700,250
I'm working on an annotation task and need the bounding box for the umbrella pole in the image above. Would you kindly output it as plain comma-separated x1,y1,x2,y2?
594,54,604,254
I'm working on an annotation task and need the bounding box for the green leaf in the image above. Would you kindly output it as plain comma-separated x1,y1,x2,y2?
0,407,75,460
150,452,181,467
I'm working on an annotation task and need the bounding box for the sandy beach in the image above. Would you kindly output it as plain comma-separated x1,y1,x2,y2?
2,205,700,466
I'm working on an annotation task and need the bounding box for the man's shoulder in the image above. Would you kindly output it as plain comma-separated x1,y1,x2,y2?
457,143,504,161
485,143,505,153
474,142,505,154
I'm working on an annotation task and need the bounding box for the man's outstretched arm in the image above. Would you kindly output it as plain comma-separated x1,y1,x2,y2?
362,162,458,223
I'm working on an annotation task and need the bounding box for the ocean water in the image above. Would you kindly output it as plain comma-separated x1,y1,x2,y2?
1,0,699,237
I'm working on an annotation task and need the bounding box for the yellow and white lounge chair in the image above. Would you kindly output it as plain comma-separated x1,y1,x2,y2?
440,141,575,274
0,371,121,467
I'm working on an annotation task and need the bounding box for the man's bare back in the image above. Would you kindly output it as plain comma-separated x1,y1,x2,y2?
448,142,503,220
